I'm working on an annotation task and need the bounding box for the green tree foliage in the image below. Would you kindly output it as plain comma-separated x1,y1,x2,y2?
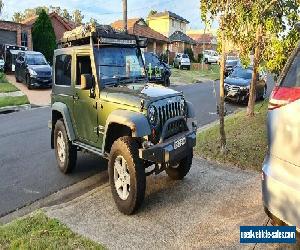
32,10,56,63
201,0,299,116
73,10,84,26
12,12,24,23
184,48,195,62
12,6,81,25
62,9,72,21
0,0,3,15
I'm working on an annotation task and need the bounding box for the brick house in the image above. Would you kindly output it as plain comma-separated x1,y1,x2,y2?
22,12,76,42
0,21,32,49
187,33,218,59
147,11,196,60
111,18,169,54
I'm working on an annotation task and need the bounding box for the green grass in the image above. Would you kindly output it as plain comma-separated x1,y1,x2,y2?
0,72,8,83
171,65,220,84
196,101,268,171
0,211,104,249
0,82,19,93
0,95,29,108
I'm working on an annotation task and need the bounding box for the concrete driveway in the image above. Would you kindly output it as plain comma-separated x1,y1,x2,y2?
6,74,51,106
44,158,278,249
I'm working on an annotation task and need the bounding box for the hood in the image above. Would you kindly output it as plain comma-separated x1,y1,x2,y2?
101,83,181,108
28,64,52,74
225,77,251,86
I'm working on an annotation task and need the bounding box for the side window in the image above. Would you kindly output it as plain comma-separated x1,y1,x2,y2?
76,56,92,85
55,54,72,86
281,51,300,87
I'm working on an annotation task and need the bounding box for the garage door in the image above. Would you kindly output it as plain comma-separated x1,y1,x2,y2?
0,29,17,45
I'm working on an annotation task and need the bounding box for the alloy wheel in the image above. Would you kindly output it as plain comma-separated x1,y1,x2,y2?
114,155,130,200
56,131,66,163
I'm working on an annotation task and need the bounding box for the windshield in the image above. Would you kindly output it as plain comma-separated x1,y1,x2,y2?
144,53,160,66
26,54,47,65
182,54,189,59
230,67,253,79
95,47,146,85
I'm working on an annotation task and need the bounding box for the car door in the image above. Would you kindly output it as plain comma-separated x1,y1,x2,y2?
73,53,99,146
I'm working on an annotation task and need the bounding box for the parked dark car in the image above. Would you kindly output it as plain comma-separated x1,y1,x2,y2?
15,51,52,89
143,52,171,86
224,66,267,103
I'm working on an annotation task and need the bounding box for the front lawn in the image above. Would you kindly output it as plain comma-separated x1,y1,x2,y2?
171,65,220,84
196,101,268,171
0,96,29,108
0,82,19,93
0,211,104,249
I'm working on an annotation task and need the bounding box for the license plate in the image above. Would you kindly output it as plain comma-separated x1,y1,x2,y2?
174,137,186,150
228,90,237,96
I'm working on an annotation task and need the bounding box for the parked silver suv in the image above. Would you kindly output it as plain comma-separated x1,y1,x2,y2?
262,42,300,229
173,53,191,70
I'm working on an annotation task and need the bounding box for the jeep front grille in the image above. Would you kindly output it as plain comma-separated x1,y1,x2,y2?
158,101,182,128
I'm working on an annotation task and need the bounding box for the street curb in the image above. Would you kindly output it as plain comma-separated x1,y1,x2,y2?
0,173,108,224
0,104,31,114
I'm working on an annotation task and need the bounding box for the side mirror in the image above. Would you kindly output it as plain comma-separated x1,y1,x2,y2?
80,74,94,90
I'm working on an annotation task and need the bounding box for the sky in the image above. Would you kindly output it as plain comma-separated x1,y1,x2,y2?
0,0,215,30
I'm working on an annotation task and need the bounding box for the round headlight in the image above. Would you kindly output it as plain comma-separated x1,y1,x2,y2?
148,105,158,125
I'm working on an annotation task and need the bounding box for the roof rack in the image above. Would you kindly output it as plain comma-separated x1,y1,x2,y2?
58,24,139,48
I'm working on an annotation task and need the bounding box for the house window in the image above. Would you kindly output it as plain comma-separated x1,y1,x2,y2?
21,31,28,47
172,19,175,27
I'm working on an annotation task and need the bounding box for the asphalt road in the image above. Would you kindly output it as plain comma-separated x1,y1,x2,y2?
0,79,273,217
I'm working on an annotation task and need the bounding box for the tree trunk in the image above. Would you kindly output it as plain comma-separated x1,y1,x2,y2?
219,28,226,153
247,24,262,117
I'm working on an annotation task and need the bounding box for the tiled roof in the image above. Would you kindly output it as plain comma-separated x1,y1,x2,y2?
188,33,217,44
111,18,140,30
111,18,169,43
169,31,196,44
148,11,189,24
22,12,76,30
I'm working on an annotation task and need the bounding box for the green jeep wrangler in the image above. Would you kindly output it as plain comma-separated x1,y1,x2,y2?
50,25,197,214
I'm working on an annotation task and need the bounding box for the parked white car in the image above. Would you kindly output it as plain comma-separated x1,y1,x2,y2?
203,50,219,64
173,53,191,70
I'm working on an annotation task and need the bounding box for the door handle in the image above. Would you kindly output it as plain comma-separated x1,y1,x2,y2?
73,94,79,100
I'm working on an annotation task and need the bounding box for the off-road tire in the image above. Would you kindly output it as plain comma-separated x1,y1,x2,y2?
54,119,77,174
108,136,146,215
166,150,193,180
163,77,170,87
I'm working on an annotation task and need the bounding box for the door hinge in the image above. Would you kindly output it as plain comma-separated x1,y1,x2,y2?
94,125,105,135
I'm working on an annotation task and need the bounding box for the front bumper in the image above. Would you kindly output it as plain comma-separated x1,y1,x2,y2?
224,88,249,102
262,156,300,230
139,130,196,164
30,76,52,88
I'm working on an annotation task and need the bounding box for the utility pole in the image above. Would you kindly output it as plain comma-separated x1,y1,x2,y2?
123,0,128,33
